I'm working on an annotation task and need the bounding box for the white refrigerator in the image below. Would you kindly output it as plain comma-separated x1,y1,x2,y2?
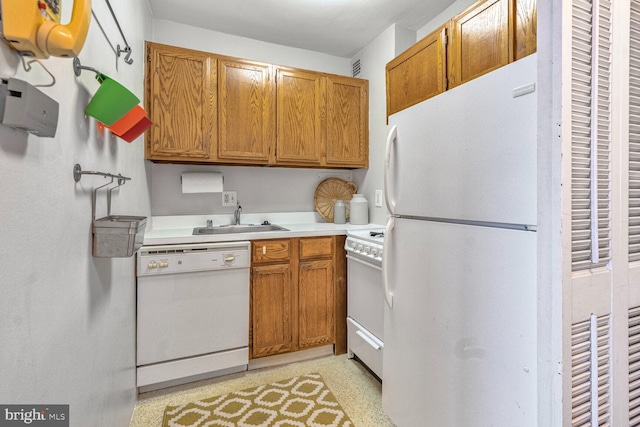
382,53,538,426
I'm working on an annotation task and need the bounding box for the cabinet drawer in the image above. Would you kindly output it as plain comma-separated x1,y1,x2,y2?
252,240,291,264
299,237,333,260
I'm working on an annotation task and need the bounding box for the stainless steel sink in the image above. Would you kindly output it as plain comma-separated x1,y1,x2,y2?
192,224,289,235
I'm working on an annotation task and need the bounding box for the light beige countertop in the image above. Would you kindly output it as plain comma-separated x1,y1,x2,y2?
143,212,383,246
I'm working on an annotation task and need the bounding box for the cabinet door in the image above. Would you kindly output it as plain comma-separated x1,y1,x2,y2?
514,0,537,60
386,25,448,117
276,69,325,165
251,263,295,358
218,59,275,164
326,76,369,168
298,259,335,349
448,0,513,89
145,42,217,160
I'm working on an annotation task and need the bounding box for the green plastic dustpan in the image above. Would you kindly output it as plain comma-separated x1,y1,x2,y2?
85,74,140,126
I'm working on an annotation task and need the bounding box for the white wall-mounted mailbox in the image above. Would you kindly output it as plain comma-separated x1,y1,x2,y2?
0,78,59,137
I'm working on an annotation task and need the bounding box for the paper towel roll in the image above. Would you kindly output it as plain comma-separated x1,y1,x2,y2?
181,172,224,193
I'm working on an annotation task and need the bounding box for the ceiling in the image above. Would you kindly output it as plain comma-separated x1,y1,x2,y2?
146,0,456,58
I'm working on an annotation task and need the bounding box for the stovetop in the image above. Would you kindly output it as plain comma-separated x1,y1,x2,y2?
346,228,385,244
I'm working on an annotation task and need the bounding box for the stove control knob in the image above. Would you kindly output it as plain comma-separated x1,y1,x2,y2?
348,240,357,249
356,244,363,252
370,247,378,257
363,245,371,254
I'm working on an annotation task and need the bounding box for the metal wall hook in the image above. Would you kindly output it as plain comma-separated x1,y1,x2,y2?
73,57,101,78
92,176,114,221
104,0,133,65
107,177,125,216
117,45,133,65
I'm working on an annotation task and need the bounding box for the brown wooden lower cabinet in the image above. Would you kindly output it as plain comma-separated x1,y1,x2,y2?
251,263,295,358
298,259,334,349
250,236,346,359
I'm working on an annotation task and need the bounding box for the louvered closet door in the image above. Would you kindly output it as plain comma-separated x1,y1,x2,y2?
569,0,613,425
571,0,612,271
630,0,640,262
630,307,640,425
631,3,640,424
571,315,612,427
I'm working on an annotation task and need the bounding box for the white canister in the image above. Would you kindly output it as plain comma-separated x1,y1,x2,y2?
334,200,346,224
349,194,369,225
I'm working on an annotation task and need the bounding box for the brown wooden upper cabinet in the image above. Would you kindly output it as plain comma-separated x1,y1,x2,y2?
276,68,325,166
326,76,369,168
145,42,369,168
218,58,275,165
386,25,447,117
386,0,537,116
448,0,512,89
145,42,217,161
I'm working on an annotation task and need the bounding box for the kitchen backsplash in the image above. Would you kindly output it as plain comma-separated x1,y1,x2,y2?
150,162,353,216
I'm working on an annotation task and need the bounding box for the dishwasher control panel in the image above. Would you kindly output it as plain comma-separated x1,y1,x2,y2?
136,241,251,276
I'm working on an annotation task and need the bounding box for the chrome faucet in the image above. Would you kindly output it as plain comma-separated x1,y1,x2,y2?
234,202,242,225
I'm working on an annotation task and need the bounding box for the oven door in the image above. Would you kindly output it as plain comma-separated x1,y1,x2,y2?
347,255,384,340
347,254,385,379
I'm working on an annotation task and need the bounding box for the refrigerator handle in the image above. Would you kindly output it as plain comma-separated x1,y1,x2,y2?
382,216,394,308
384,125,397,215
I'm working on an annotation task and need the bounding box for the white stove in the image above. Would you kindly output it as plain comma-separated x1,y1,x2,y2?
345,228,385,379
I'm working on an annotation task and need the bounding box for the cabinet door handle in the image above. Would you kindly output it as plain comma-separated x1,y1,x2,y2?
262,245,266,255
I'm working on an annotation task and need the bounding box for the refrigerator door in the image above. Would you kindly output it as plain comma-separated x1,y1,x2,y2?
382,217,537,427
386,53,537,226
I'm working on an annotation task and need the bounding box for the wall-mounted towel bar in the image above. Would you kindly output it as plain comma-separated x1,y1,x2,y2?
73,163,145,258
73,163,131,185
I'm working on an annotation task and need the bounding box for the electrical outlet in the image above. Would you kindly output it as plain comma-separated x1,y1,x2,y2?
222,191,237,207
375,189,383,207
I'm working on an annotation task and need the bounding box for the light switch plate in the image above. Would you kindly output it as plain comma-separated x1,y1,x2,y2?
222,191,237,206
375,189,383,207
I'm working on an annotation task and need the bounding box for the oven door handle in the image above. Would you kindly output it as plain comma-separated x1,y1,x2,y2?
346,254,382,271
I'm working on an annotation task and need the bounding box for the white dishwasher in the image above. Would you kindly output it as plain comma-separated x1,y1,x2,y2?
136,241,250,390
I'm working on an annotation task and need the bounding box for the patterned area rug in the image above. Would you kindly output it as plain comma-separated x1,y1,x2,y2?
162,373,354,427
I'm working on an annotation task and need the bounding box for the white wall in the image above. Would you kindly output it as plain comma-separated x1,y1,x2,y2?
416,0,477,39
0,1,152,426
152,19,351,75
151,163,351,216
352,24,416,226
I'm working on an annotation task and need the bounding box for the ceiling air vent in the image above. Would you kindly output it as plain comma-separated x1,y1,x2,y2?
352,59,361,77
